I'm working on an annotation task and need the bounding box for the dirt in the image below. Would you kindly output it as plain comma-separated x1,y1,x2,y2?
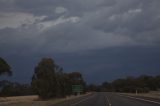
124,91,160,100
0,93,92,106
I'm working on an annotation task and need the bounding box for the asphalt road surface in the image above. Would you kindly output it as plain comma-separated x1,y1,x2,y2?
54,92,160,106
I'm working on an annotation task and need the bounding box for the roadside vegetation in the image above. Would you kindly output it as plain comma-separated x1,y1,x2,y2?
0,57,12,76
124,91,160,100
87,75,160,93
0,57,86,99
31,58,86,99
0,57,160,102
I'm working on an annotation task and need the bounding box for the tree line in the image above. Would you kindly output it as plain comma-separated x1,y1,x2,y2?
87,75,160,93
31,58,86,99
0,80,33,96
0,57,86,99
0,57,160,99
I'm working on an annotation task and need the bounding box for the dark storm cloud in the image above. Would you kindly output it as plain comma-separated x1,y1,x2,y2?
54,46,160,83
2,46,160,84
0,0,115,15
1,0,160,55
0,0,160,83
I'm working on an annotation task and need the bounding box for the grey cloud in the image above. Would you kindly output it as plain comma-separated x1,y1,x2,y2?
88,0,160,45
0,26,44,55
1,0,160,84
51,46,160,83
0,0,115,16
0,0,160,55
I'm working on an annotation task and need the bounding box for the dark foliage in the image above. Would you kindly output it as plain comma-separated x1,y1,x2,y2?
31,58,86,99
0,80,33,96
0,57,12,76
87,75,160,93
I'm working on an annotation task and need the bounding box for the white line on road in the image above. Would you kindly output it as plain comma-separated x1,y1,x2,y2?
70,95,94,106
119,94,160,105
106,96,112,106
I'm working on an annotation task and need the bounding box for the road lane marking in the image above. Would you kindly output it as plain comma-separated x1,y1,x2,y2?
119,94,160,105
106,96,112,106
70,95,94,106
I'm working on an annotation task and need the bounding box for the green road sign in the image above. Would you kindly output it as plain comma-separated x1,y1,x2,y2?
72,85,83,93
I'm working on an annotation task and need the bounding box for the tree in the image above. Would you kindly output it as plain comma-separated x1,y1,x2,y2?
31,58,58,99
87,84,100,92
56,71,72,97
101,82,112,92
155,75,160,89
0,57,12,76
69,72,86,94
0,81,33,97
69,72,85,85
31,58,87,99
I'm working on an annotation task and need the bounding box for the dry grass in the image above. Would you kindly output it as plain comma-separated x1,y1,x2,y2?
0,95,38,106
124,91,160,99
0,93,91,106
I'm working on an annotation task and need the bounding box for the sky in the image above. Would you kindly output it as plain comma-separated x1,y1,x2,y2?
0,0,160,84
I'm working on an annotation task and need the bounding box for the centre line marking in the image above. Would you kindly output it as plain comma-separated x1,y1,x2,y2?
106,96,112,106
70,95,94,106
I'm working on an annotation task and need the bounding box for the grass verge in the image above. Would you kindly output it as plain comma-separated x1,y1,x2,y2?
123,91,160,100
0,93,92,106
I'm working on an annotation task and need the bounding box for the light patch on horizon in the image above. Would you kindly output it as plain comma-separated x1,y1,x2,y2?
109,8,142,21
55,7,68,14
128,8,142,14
0,12,47,29
38,16,80,32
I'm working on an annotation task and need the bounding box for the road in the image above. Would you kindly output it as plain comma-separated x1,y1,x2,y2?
54,92,160,106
